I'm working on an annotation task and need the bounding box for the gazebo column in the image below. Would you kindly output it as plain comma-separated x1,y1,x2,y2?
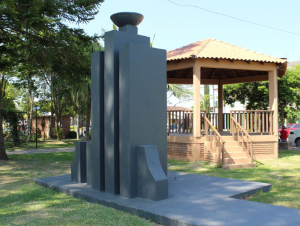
193,61,201,138
269,69,279,157
218,83,223,132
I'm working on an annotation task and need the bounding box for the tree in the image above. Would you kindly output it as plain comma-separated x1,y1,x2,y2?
0,0,104,160
167,84,193,106
223,66,300,128
204,85,210,113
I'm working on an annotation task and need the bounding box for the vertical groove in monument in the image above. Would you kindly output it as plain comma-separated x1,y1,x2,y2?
87,51,105,191
104,14,150,195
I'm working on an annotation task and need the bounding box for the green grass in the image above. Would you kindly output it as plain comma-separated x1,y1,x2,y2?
2,150,300,225
168,150,300,209
5,139,82,151
0,153,155,225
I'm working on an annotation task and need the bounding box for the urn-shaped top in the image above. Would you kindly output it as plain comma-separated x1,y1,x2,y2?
110,12,144,27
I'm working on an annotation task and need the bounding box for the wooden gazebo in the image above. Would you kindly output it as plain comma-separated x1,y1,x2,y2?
166,39,287,169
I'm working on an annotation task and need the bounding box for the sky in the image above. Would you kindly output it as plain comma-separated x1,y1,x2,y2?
74,0,300,108
77,0,300,62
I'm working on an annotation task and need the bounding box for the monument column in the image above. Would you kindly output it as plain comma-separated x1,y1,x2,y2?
104,17,150,195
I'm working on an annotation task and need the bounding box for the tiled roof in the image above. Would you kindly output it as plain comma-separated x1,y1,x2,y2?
167,39,286,64
167,106,192,111
288,61,300,67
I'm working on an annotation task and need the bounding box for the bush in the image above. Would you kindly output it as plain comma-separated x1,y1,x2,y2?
52,127,65,140
67,131,77,139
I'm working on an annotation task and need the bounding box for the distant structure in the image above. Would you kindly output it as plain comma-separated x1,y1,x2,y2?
71,12,168,201
288,61,300,68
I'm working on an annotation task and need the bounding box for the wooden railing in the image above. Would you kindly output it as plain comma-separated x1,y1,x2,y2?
204,117,225,166
231,116,254,163
167,109,274,135
230,110,274,135
167,110,193,134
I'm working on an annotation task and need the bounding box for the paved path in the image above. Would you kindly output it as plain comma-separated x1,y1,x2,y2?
35,172,300,226
7,147,75,155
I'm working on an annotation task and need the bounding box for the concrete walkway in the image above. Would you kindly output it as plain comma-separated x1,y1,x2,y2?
7,147,75,155
35,172,300,226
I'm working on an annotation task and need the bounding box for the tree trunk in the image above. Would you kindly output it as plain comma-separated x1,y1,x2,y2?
76,110,80,140
0,79,8,160
28,87,34,135
281,106,285,129
85,85,91,141
49,111,53,138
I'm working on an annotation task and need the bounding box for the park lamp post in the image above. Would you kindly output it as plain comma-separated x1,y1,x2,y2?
33,106,40,148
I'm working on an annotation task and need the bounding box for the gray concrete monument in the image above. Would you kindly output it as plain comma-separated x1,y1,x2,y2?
71,12,168,201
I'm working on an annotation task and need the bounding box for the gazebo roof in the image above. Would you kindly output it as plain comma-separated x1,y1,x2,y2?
167,39,286,64
167,39,287,81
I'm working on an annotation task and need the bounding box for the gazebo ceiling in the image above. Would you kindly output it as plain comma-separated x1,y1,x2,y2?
167,67,269,80
167,39,287,80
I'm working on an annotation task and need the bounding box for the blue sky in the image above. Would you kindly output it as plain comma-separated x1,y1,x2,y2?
77,0,300,62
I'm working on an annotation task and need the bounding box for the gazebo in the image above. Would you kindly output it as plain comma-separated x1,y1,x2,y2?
166,39,287,169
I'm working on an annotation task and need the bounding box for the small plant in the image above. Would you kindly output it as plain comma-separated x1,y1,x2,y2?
52,127,65,141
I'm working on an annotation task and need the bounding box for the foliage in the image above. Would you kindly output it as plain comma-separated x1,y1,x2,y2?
67,131,77,139
52,127,65,141
204,85,210,112
223,66,300,126
0,0,104,160
223,82,269,110
2,110,25,147
167,84,193,106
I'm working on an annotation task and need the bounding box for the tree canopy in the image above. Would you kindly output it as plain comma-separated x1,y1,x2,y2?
0,0,104,160
223,65,300,126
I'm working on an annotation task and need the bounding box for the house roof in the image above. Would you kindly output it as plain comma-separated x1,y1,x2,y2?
288,61,300,68
167,106,192,112
167,39,286,64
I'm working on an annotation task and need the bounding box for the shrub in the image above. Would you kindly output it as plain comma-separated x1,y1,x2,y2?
67,131,77,139
52,127,65,140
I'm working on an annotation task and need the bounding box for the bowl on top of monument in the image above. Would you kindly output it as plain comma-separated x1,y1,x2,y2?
110,12,144,27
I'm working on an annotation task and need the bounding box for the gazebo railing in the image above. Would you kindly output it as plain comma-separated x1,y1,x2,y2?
167,109,274,135
230,110,274,135
167,110,194,134
204,117,225,166
230,116,253,163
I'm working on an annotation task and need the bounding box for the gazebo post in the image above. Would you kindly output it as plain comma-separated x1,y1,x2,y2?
193,61,201,138
218,82,224,132
268,68,279,157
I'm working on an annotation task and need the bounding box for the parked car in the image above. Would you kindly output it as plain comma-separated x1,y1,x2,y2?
279,123,300,136
288,129,300,147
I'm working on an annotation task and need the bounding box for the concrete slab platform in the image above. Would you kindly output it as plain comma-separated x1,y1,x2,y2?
34,172,300,226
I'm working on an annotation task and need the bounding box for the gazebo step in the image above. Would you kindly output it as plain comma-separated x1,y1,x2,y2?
224,146,243,152
223,163,256,170
223,157,252,164
223,152,247,158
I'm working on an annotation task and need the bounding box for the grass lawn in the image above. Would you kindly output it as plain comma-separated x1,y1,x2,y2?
168,150,300,209
0,153,155,225
5,139,82,151
1,150,300,225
